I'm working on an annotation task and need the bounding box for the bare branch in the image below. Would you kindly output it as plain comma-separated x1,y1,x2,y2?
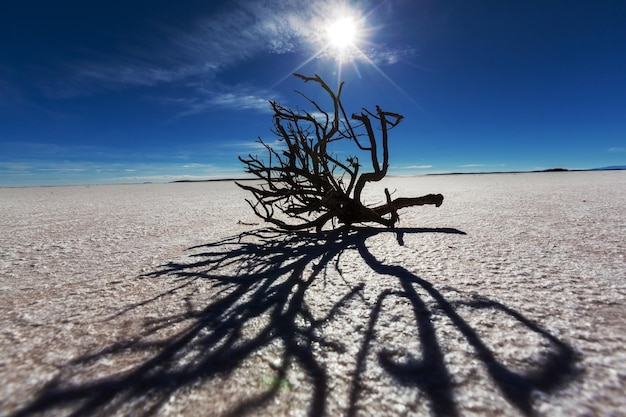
237,74,444,231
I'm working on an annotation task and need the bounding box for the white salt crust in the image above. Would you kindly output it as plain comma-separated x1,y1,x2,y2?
0,171,624,416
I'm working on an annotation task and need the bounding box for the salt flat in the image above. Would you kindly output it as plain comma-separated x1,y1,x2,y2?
1,171,624,416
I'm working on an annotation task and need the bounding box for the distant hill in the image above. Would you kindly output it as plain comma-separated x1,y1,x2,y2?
426,166,625,177
591,165,626,171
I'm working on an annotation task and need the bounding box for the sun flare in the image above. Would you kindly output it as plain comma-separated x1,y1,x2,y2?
327,17,357,49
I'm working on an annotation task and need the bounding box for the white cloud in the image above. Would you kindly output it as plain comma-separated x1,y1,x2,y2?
220,139,285,151
45,0,408,99
363,46,418,65
109,165,245,183
168,85,276,116
46,2,299,95
0,162,34,171
36,168,87,172
181,163,214,169
608,147,625,153
405,164,433,169
208,91,271,112
0,158,238,186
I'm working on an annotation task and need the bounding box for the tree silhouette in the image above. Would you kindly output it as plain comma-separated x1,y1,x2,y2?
238,74,443,231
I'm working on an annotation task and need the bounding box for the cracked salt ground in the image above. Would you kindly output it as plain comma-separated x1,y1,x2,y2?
1,171,625,416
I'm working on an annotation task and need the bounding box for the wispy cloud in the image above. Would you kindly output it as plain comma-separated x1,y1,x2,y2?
368,46,418,65
608,147,625,153
219,139,285,152
458,164,485,168
455,163,508,171
44,0,409,100
170,85,276,116
0,159,233,186
0,141,165,161
0,162,35,171
108,164,246,183
211,92,269,111
44,55,196,98
404,164,433,169
44,2,299,95
0,160,122,185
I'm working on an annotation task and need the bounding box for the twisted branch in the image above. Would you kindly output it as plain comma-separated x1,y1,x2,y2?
237,73,443,231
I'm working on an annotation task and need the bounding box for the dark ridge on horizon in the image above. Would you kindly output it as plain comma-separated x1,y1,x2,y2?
592,165,626,171
170,178,255,183
170,167,626,183
4,168,622,189
426,166,625,176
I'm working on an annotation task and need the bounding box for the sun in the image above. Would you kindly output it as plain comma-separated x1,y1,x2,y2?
272,11,367,87
327,17,357,50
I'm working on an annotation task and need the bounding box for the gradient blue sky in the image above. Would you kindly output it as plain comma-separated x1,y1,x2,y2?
1,0,625,186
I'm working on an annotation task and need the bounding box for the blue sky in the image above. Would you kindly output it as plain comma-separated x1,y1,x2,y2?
1,0,625,186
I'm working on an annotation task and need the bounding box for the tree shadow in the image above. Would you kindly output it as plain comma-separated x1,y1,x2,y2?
11,227,581,417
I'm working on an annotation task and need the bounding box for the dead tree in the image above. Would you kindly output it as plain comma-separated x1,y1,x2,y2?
237,73,443,231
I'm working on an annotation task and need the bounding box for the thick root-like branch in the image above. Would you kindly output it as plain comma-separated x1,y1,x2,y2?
373,194,444,215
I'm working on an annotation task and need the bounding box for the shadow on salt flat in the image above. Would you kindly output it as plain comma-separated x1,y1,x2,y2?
11,227,581,417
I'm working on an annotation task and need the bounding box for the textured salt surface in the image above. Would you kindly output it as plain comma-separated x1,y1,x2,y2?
0,172,624,416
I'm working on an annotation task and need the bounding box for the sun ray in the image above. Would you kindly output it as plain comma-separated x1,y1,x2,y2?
271,47,330,89
271,3,429,115
349,42,429,113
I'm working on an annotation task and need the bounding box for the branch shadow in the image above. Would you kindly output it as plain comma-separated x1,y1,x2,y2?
11,227,580,417
352,240,581,417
